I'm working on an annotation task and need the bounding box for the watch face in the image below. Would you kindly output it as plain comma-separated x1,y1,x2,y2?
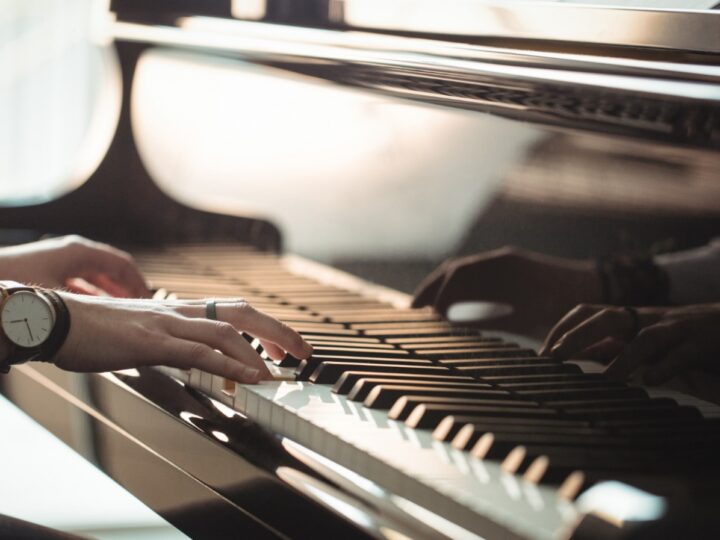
1,291,55,347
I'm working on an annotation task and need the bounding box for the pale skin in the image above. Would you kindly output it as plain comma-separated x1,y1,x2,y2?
0,236,312,382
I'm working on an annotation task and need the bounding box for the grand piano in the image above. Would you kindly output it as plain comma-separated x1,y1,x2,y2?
2,1,720,538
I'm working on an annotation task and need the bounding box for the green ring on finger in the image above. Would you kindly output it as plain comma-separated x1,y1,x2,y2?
206,300,218,321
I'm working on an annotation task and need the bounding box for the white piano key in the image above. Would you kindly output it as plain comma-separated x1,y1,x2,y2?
189,368,202,388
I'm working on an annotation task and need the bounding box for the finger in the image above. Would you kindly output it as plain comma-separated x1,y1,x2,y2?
434,265,475,314
259,339,286,361
85,272,134,298
540,304,602,355
166,316,272,378
65,277,112,297
220,302,312,360
604,321,686,381
550,307,634,361
643,341,700,385
161,337,264,383
168,300,312,359
412,262,448,308
74,242,150,297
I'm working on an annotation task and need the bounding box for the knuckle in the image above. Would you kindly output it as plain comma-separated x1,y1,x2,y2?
234,300,256,318
214,321,238,339
286,329,305,350
221,356,234,376
62,235,88,252
62,234,85,245
188,342,213,360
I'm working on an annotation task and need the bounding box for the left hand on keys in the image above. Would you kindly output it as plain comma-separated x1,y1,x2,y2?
0,235,150,298
541,303,720,385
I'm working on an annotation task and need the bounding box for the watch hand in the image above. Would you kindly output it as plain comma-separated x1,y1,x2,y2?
7,320,25,323
24,320,34,341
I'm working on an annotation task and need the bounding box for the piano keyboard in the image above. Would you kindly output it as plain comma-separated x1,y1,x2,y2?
137,244,720,540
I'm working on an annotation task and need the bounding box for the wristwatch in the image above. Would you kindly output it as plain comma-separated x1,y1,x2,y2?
0,281,70,373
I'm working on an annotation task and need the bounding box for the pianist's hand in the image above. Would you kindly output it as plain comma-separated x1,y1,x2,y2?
542,303,720,385
50,293,313,383
0,235,150,298
412,247,602,337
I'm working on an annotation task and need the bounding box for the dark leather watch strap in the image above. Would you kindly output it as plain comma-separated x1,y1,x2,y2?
36,290,71,363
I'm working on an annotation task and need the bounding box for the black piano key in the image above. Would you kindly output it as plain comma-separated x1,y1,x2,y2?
563,403,699,422
439,357,557,368
480,373,608,385
455,363,581,377
295,354,431,380
317,307,399,316
387,336,498,345
433,416,591,443
308,362,452,384
388,396,550,421
349,322,457,331
498,380,624,392
363,385,508,410
297,327,361,337
466,430,652,463
452,422,610,450
276,355,304,368
464,422,720,456
298,346,414,358
515,386,646,402
275,344,418,368
550,397,676,411
331,371,473,395
306,336,384,344
403,402,559,429
591,408,703,427
279,343,408,367
290,322,348,331
401,340,508,350
613,419,720,435
364,328,478,337
499,444,720,476
329,313,441,324
422,348,538,360
348,379,497,403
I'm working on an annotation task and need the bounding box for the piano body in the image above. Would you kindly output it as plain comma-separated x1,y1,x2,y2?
2,1,720,538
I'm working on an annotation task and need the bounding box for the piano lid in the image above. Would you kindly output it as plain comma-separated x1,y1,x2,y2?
112,0,720,54
337,0,720,55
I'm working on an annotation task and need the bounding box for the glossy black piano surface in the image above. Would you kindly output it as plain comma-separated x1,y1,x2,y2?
2,1,720,539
